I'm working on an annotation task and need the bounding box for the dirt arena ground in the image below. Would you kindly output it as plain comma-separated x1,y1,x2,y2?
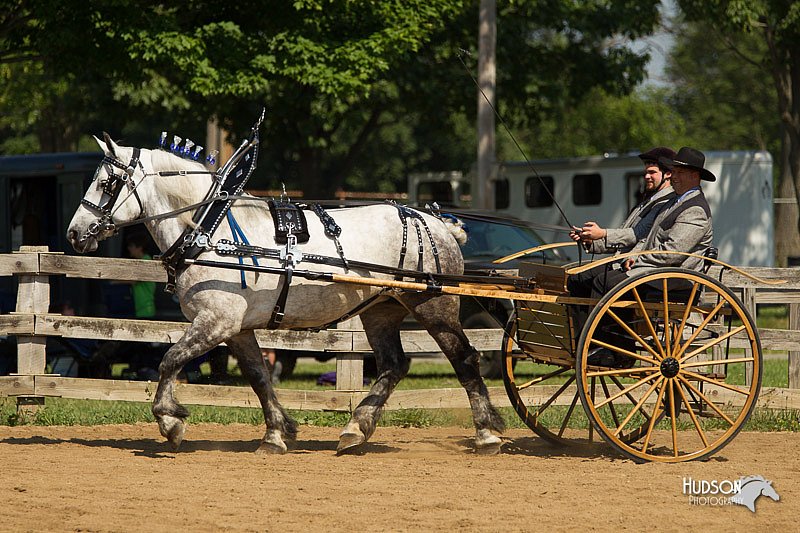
0,424,797,532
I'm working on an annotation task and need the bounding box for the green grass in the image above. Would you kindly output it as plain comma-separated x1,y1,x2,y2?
2,357,798,431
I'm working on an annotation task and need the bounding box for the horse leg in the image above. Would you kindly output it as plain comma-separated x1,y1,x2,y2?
409,294,505,454
226,330,298,454
337,301,410,454
151,313,234,449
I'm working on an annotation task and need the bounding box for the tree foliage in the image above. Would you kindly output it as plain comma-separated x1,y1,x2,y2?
1,0,661,195
676,0,800,263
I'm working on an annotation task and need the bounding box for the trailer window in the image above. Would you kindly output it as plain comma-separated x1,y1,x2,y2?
573,173,601,205
525,176,554,207
417,181,454,205
494,179,509,209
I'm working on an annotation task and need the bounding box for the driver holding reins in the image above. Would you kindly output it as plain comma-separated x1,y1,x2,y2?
567,146,676,298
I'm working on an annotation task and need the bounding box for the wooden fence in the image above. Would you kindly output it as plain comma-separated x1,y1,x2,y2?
2,246,800,415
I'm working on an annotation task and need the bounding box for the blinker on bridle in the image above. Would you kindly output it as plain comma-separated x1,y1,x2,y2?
80,147,145,241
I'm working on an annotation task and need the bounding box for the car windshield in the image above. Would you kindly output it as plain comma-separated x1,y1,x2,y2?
459,218,558,262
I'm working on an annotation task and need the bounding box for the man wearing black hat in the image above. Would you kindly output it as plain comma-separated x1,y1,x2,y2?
567,146,676,298
622,146,714,275
569,147,714,367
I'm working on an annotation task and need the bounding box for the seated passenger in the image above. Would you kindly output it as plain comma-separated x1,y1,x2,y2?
569,147,715,367
567,146,676,299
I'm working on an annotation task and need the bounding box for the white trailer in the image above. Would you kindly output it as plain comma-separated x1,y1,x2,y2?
409,151,774,266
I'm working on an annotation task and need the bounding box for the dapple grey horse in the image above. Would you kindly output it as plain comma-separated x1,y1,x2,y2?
66,136,505,454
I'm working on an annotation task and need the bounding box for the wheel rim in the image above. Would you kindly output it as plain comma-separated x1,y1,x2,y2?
576,269,762,463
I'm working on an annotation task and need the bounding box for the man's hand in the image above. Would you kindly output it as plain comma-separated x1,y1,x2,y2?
569,226,583,242
622,258,635,271
579,222,606,241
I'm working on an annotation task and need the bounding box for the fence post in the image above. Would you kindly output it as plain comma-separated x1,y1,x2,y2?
335,316,365,393
741,287,756,388
13,246,50,418
789,303,800,389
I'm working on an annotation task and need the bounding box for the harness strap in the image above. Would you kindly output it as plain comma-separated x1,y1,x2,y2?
268,268,292,329
389,202,442,278
310,203,348,271
227,210,260,289
213,239,531,288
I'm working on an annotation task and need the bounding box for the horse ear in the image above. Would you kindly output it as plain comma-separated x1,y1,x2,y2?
102,131,117,156
93,134,107,153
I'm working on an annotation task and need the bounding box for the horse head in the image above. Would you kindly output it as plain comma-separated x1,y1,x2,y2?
67,134,149,253
761,480,780,502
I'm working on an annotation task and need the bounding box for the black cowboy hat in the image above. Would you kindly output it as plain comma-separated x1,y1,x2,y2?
659,146,716,182
638,146,675,163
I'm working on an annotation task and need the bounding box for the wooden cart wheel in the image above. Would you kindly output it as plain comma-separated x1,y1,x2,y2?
501,311,660,445
576,268,762,463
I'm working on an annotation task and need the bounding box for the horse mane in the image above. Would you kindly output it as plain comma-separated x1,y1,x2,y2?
740,475,768,486
145,149,215,227
149,149,211,202
148,148,267,225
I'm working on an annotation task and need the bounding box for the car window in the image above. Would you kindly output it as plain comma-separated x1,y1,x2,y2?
460,219,555,261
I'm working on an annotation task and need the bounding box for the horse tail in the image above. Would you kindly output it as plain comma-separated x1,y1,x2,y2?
440,214,468,245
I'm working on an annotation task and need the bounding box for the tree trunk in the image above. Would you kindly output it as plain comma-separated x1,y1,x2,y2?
775,126,800,265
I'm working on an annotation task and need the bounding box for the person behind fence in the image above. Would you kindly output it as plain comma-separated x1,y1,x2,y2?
125,232,156,318
572,147,715,368
567,146,677,299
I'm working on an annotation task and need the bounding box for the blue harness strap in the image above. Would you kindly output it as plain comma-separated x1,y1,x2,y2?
227,210,260,288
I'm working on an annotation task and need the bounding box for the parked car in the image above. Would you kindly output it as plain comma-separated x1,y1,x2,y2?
273,211,565,380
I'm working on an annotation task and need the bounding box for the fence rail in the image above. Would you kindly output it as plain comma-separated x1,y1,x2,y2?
2,246,800,413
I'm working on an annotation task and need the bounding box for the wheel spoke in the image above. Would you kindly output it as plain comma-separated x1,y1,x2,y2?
674,282,701,348
679,326,748,363
677,375,735,425
612,376,664,437
663,279,671,357
595,372,660,409
681,369,751,395
600,378,621,428
589,338,659,366
641,380,668,454
558,390,581,438
516,366,571,391
632,287,666,359
672,300,727,360
609,376,652,423
681,356,754,369
587,366,659,378
605,308,663,361
668,379,679,457
534,375,576,416
675,378,709,447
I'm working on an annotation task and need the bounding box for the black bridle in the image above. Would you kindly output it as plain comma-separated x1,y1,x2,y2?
80,148,145,240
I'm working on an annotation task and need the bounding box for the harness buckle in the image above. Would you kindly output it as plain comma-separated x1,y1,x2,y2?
280,231,303,267
86,221,102,237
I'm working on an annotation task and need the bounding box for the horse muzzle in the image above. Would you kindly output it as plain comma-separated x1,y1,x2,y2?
67,229,99,253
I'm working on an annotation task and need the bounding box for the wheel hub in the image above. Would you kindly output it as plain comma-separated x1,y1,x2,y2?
660,357,680,378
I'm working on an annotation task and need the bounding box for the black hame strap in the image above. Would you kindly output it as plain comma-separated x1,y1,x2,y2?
389,202,441,279
310,203,348,271
160,112,264,292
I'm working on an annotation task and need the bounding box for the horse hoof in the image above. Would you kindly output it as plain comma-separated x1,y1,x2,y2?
475,429,502,455
255,430,287,455
475,441,502,455
336,432,366,455
159,415,186,450
255,442,287,455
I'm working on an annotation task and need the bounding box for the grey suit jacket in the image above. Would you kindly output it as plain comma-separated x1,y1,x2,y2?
628,187,713,274
588,186,675,254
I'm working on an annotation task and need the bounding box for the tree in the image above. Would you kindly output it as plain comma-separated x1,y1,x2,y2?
677,0,800,265
666,21,779,155
0,1,663,197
